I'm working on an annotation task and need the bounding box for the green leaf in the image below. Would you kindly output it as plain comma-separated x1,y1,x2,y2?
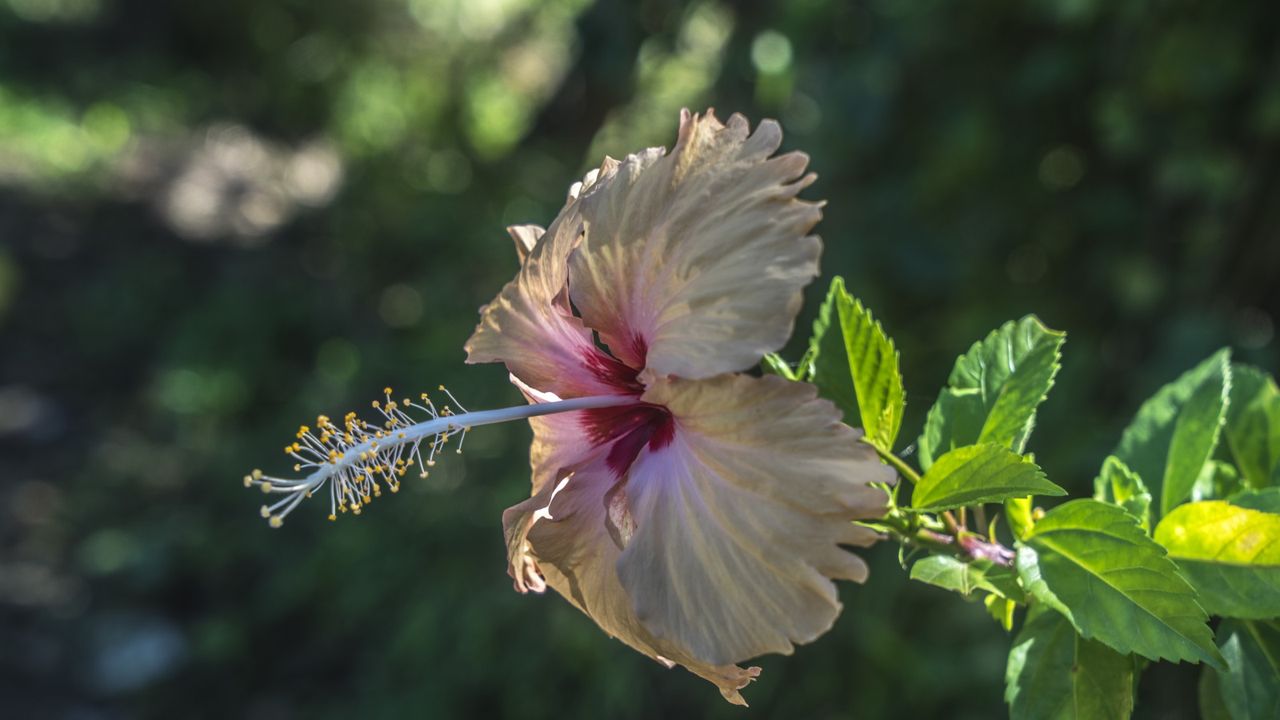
986,593,1018,631
1198,664,1232,720
1225,364,1280,490
1230,487,1280,513
1112,349,1231,520
1015,499,1224,668
1006,497,1035,541
910,554,1024,600
1194,460,1243,503
1005,605,1135,720
760,352,796,380
1211,620,1280,720
1153,500,1280,619
919,316,1065,470
808,277,905,451
911,443,1065,512
1092,455,1152,531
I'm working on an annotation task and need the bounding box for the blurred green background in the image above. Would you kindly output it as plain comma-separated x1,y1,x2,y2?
1,0,1277,717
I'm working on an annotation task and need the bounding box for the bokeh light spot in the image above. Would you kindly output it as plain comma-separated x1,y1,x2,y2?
317,338,361,383
379,284,424,328
751,30,793,75
79,529,140,575
1038,145,1085,190
1234,307,1275,350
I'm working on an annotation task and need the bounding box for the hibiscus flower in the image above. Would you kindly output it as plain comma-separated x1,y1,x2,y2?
247,109,892,704
464,109,893,703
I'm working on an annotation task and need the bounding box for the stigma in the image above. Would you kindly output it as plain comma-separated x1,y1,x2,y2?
244,385,635,528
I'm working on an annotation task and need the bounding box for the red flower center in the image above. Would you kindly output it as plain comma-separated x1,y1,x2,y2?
583,403,675,476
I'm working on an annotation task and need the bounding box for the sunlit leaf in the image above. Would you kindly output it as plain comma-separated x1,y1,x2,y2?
1225,364,1280,490
809,277,905,451
910,554,1023,600
1154,500,1280,619
1093,455,1152,531
1016,499,1223,668
919,316,1064,470
1006,496,1035,541
912,443,1064,512
760,352,796,380
1005,605,1135,720
986,593,1018,631
1113,349,1231,519
1194,460,1242,503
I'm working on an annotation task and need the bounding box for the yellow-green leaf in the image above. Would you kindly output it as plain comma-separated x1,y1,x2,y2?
1154,500,1280,619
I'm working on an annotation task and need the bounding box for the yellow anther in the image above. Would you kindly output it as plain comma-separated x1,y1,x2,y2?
420,471,429,479
328,514,337,522
243,475,253,488
384,386,393,395
261,483,272,494
260,505,271,518
438,384,445,391
252,469,263,480
372,400,381,408
269,516,283,528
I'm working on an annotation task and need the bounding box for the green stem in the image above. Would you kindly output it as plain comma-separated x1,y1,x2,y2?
867,445,1017,568
867,441,922,485
873,510,957,556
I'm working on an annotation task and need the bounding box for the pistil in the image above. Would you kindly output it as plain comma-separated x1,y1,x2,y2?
245,387,634,527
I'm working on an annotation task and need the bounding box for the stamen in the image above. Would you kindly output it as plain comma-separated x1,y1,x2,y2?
244,387,632,527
